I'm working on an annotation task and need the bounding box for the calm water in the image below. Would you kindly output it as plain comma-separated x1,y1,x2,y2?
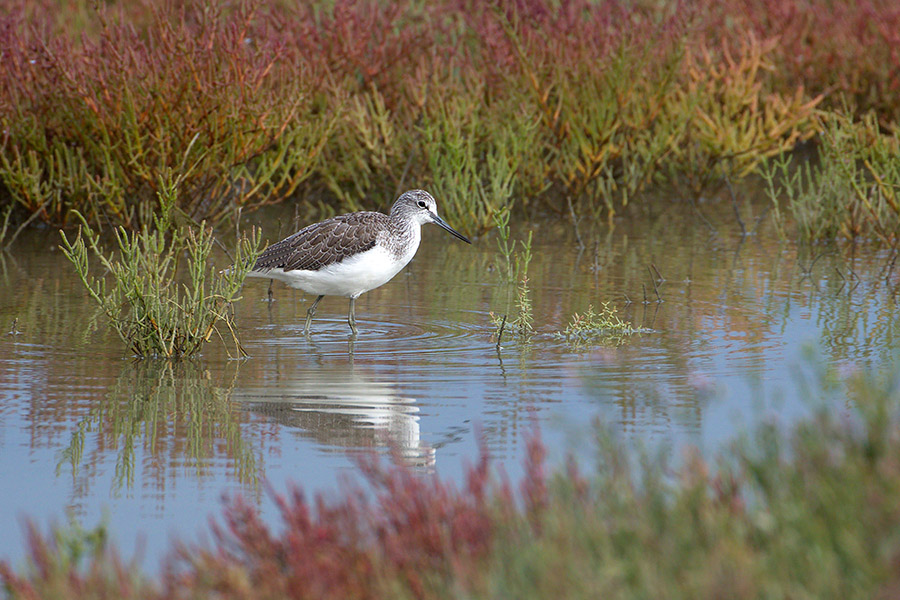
1,194,898,568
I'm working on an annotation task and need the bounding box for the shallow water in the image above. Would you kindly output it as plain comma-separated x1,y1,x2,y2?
1,194,898,568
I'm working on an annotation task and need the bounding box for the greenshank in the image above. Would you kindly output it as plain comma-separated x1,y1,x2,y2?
247,190,471,334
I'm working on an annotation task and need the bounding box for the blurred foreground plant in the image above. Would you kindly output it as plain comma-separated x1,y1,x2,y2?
0,516,151,600
59,177,261,358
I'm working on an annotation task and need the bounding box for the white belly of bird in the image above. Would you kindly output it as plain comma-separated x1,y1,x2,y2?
248,244,413,298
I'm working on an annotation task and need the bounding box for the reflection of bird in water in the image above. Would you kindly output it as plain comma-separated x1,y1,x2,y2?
234,375,435,468
246,189,470,335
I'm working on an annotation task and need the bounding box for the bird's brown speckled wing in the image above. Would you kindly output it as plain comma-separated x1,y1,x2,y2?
253,211,388,272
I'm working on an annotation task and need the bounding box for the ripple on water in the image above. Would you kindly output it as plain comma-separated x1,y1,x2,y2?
249,312,487,359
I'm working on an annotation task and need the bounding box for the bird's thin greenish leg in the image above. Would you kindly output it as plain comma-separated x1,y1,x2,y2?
305,295,324,332
348,297,358,335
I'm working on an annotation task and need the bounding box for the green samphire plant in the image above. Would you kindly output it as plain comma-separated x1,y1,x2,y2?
761,110,900,243
490,206,534,343
59,176,260,358
557,302,637,349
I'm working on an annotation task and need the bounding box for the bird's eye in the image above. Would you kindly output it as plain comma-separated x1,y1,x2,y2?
417,200,427,208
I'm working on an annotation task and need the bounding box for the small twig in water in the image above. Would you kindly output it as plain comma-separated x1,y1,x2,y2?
834,268,846,293
751,203,773,236
3,197,51,251
688,195,717,235
6,318,19,336
647,266,663,303
799,252,829,278
650,263,665,283
496,314,508,350
878,247,898,287
647,302,661,330
847,266,861,293
725,175,747,236
566,196,585,250
0,205,13,244
234,206,242,246
221,306,249,358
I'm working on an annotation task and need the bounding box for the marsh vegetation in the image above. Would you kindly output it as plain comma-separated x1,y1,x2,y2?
0,0,897,243
2,0,900,597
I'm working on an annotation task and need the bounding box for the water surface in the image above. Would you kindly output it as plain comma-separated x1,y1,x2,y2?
1,193,897,567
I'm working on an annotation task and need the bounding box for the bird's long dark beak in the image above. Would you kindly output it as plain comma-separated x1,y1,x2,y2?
430,212,471,244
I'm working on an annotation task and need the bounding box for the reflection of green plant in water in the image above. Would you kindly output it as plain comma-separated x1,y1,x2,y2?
59,360,258,493
558,302,637,349
59,174,261,358
492,207,534,341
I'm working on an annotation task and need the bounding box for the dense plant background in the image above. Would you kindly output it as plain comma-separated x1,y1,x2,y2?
1,0,897,238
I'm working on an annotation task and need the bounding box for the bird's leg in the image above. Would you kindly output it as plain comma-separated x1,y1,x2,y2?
348,297,359,335
305,295,324,333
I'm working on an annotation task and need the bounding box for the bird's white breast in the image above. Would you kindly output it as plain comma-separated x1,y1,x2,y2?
248,231,421,299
